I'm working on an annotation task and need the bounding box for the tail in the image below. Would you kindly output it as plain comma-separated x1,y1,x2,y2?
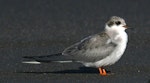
22,53,73,64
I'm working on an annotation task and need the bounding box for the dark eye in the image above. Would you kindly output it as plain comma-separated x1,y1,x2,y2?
115,21,121,25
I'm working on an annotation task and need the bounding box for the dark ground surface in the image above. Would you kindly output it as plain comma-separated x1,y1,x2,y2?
0,0,149,83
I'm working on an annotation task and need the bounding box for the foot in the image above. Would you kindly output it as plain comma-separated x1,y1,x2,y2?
98,67,107,76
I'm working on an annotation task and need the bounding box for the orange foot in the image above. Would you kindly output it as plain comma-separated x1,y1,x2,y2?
98,67,107,76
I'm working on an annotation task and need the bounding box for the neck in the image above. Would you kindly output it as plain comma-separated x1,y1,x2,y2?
105,25,128,44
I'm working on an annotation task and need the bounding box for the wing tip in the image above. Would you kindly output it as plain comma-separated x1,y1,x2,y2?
22,61,41,64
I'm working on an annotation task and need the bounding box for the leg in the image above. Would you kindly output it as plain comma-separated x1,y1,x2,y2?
98,67,107,76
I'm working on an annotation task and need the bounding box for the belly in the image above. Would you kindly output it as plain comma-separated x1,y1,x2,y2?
96,43,127,67
83,43,127,67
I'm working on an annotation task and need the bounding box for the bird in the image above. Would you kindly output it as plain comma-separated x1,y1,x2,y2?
23,16,129,76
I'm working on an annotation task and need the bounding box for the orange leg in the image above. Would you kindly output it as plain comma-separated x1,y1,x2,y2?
98,67,107,76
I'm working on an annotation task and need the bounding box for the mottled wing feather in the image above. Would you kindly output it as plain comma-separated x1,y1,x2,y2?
62,32,117,62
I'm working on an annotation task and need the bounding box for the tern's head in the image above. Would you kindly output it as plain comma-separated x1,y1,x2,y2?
105,16,128,31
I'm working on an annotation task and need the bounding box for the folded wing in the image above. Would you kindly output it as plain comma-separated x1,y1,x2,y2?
62,32,117,62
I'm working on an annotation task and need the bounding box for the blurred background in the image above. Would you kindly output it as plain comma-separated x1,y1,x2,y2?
0,0,149,83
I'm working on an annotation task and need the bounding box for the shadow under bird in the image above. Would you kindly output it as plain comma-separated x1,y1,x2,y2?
23,16,130,76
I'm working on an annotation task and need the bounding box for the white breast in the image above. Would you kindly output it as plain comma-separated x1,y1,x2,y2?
94,42,127,67
94,28,128,67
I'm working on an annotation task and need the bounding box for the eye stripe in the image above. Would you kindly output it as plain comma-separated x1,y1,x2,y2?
108,21,114,27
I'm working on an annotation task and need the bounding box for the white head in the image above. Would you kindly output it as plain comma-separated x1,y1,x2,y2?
105,16,128,31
